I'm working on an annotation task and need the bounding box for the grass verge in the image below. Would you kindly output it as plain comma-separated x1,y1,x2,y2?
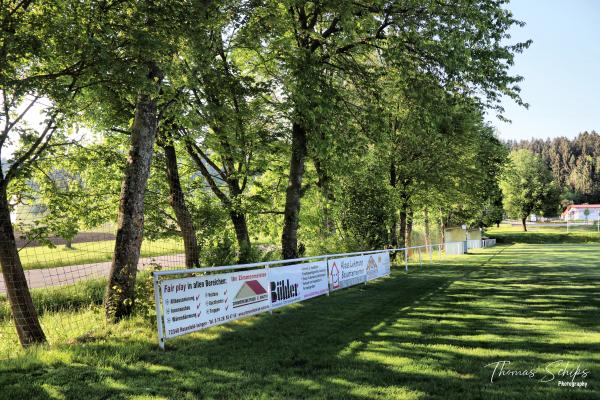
0,243,598,399
19,238,184,270
487,224,600,244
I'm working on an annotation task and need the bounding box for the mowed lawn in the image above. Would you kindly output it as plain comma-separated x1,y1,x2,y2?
1,243,599,399
18,238,185,270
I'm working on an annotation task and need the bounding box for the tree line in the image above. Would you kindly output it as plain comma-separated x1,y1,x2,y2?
506,131,600,206
0,0,529,347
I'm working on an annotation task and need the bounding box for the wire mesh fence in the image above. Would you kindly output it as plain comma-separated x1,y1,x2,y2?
0,220,490,360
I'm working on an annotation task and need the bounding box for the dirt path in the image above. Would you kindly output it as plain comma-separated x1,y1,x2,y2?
0,254,185,293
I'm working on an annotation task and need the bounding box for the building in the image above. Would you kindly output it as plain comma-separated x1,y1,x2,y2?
561,204,600,221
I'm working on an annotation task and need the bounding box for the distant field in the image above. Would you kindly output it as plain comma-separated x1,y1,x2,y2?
19,238,184,270
1,243,598,399
487,223,600,244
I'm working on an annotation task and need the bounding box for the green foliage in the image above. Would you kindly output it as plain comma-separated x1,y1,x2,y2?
508,131,600,205
0,278,105,322
336,157,393,250
500,149,556,223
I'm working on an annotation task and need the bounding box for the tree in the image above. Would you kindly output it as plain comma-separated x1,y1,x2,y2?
91,0,204,322
179,10,279,263
500,149,555,231
243,0,530,258
0,0,92,346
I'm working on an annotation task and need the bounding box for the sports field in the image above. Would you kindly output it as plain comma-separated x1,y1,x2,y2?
1,242,598,399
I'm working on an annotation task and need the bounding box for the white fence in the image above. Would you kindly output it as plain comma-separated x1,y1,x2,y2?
153,239,497,348
482,238,497,247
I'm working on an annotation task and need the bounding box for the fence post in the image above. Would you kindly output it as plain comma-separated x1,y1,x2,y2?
363,252,368,286
404,250,408,272
325,256,330,296
266,264,273,314
438,244,442,261
429,244,432,264
153,272,165,351
418,248,422,268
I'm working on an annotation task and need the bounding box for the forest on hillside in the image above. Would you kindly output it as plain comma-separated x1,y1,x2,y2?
506,131,600,207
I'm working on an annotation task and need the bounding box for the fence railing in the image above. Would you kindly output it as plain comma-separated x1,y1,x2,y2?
153,238,497,349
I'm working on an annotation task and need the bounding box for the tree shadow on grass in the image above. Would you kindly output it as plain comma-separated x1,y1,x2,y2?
1,246,599,400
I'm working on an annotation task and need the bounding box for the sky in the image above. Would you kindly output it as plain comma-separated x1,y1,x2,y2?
487,0,600,141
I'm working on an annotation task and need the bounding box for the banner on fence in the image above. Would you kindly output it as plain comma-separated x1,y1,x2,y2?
366,251,391,281
160,269,270,338
269,261,329,309
155,248,426,346
328,255,367,291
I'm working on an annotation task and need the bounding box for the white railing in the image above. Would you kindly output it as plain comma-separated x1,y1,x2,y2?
467,239,482,249
482,238,496,247
152,239,497,348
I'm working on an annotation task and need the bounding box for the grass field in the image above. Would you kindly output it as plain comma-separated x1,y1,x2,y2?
19,238,184,270
0,241,598,399
487,223,600,244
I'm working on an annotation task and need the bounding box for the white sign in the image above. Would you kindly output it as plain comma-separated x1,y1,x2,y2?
328,255,367,291
161,269,270,338
268,261,329,309
366,251,391,281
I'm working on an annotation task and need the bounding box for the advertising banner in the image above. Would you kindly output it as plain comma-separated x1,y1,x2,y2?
366,251,391,281
328,255,367,291
269,261,329,309
161,269,270,338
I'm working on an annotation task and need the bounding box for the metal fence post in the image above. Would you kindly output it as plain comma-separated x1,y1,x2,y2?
266,264,273,315
325,256,330,296
404,250,408,272
362,253,368,285
153,272,165,350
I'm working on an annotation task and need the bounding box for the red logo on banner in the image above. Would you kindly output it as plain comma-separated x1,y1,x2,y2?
330,262,340,289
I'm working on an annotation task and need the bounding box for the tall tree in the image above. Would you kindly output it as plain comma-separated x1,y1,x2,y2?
500,149,555,231
244,0,530,258
99,1,200,322
0,0,89,346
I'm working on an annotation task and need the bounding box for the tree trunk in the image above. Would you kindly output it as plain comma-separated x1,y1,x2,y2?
281,122,308,259
424,207,431,248
390,217,398,248
399,208,407,249
230,210,251,263
162,138,199,269
406,208,414,250
0,183,46,346
389,161,398,247
314,158,335,236
440,217,446,244
496,222,500,228
522,217,527,232
104,94,158,322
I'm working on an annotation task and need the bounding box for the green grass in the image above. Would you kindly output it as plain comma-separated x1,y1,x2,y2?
487,223,600,244
19,238,184,270
0,278,106,321
1,242,598,399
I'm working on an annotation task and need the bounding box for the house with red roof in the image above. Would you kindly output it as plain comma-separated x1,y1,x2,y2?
561,204,600,221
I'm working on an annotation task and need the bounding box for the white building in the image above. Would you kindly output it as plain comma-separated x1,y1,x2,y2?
561,204,600,221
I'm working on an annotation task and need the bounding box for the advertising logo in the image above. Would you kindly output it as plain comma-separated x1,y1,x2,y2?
270,279,299,303
233,280,268,308
366,255,378,276
330,262,340,289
